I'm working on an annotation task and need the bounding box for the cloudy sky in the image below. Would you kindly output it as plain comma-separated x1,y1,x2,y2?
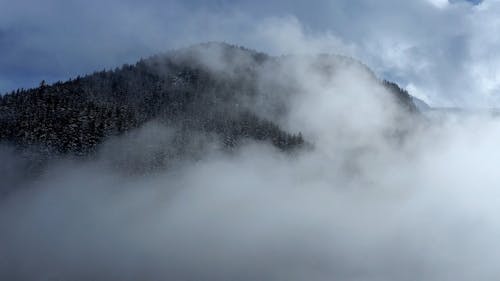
1,0,497,106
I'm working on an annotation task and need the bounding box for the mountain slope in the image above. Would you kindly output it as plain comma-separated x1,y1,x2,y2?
0,42,417,168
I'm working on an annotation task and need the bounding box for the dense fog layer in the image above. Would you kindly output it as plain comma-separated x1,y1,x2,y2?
2,47,500,281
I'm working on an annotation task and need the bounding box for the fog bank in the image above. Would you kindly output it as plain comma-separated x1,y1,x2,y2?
1,48,500,281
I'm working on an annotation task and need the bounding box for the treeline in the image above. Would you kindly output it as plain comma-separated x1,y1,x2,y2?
0,43,419,168
0,43,304,161
382,80,418,113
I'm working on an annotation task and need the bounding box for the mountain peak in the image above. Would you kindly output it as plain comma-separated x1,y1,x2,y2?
0,44,418,174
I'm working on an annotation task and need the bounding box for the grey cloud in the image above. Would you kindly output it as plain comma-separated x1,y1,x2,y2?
2,0,500,105
2,44,500,280
3,1,500,280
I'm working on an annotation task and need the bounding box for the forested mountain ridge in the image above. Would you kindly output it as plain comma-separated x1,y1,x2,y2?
0,42,418,165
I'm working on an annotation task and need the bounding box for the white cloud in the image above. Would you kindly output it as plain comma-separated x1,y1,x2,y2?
426,0,450,8
3,49,500,279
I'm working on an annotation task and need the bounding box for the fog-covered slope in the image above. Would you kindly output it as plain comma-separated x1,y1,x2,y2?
9,43,500,281
0,43,416,163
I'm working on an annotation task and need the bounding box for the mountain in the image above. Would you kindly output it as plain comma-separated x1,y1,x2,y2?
411,96,431,111
0,42,418,171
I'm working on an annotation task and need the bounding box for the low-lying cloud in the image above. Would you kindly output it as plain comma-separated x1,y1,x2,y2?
2,49,500,281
